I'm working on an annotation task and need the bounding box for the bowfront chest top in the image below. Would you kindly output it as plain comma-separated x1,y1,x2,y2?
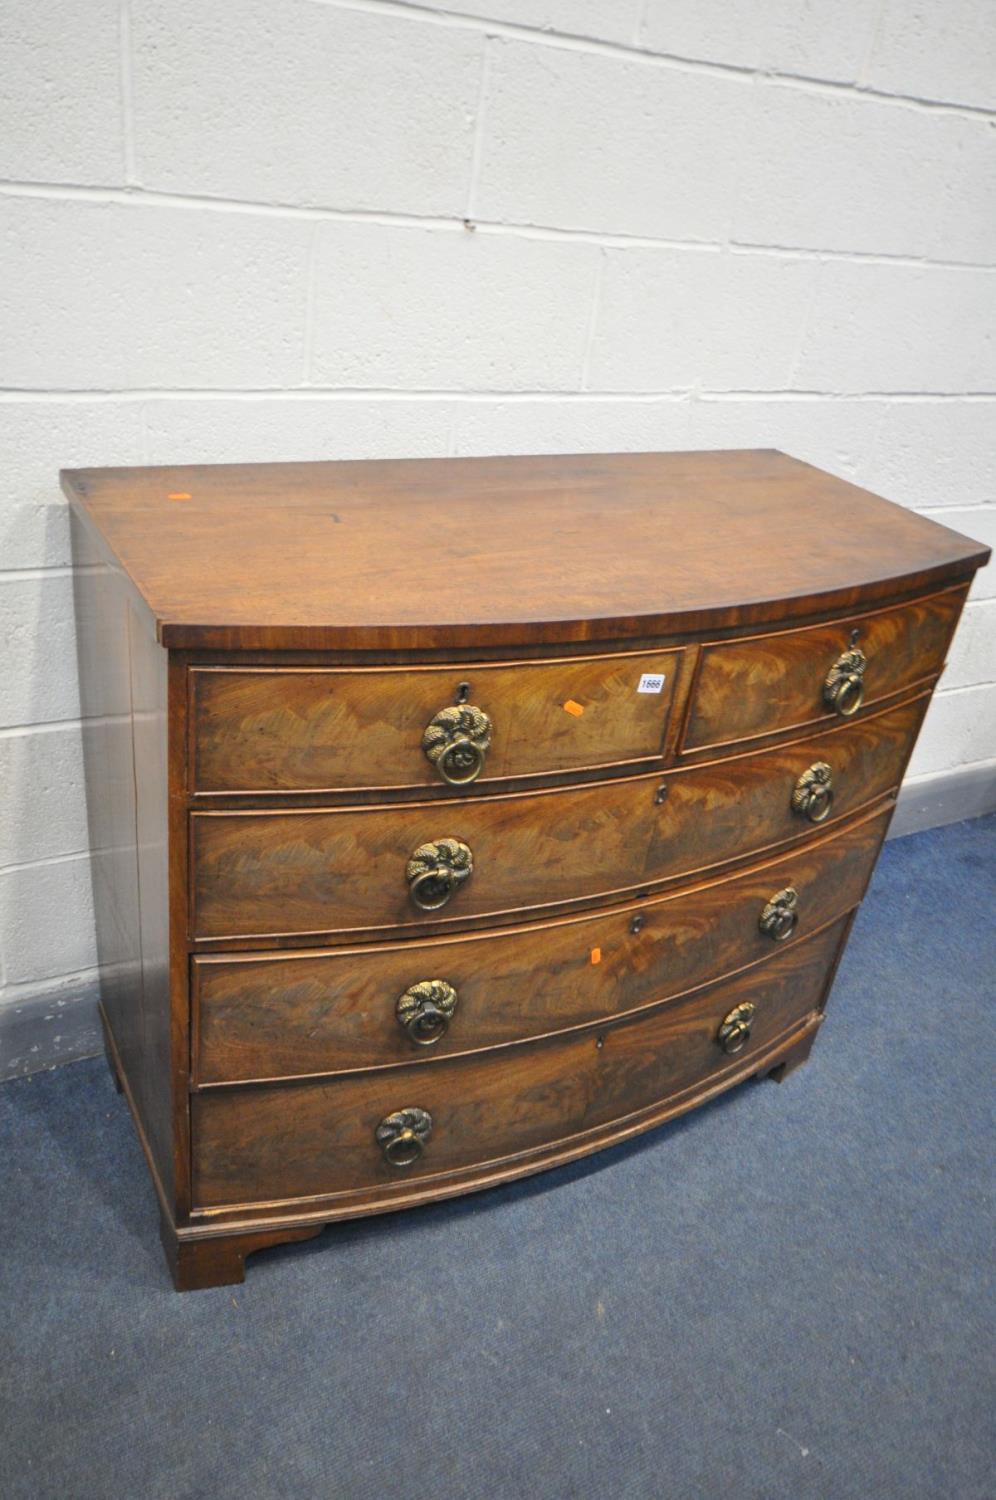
63,450,989,1291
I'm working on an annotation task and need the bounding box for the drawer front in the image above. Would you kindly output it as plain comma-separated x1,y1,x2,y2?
684,584,965,753
193,804,889,1083
192,917,845,1209
190,648,682,795
190,693,925,942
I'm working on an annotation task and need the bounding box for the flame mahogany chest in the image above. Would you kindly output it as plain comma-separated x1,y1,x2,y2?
64,450,989,1290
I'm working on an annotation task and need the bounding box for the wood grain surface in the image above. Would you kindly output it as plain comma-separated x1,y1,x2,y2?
684,582,967,752
190,693,927,943
190,647,682,795
71,513,177,1205
193,803,890,1084
62,452,989,651
191,916,846,1209
162,1217,323,1293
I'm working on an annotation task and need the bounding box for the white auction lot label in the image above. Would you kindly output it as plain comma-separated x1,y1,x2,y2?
637,673,666,694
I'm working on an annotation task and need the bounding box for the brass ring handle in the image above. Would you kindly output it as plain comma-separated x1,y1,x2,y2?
717,1002,756,1056
376,1107,433,1168
406,838,473,912
759,887,799,942
792,762,834,824
823,645,867,718
396,980,458,1046
422,705,493,786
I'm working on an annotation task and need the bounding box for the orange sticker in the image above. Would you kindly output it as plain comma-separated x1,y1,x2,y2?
564,699,584,717
167,492,192,501
590,947,602,965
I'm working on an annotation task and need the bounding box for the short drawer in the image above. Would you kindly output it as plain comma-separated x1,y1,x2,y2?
189,648,682,795
683,584,966,754
192,804,889,1084
191,917,845,1209
190,692,925,943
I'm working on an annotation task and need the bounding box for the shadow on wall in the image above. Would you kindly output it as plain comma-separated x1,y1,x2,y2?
0,505,137,1080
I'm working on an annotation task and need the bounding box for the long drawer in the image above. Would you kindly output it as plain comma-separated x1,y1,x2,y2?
683,583,964,753
190,693,926,942
192,803,889,1084
191,917,846,1210
189,647,682,795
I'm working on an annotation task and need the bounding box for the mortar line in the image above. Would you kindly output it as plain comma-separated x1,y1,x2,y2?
118,0,138,185
0,716,132,740
305,0,996,121
920,504,996,517
931,681,996,699
904,754,996,785
856,0,890,89
0,848,111,878
0,964,98,992
2,388,996,403
0,565,101,581
301,221,322,384
465,35,492,221
633,0,650,48
785,256,823,392
138,401,151,464
2,179,994,274
0,963,131,1001
580,251,605,391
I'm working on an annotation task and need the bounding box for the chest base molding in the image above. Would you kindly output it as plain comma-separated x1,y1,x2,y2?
160,1012,823,1290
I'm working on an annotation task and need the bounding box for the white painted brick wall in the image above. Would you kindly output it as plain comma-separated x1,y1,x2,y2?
1,0,994,1064
639,0,883,81
476,43,750,241
0,1,125,185
309,223,599,387
0,200,313,389
735,92,994,263
863,0,996,109
588,248,819,390
0,403,145,569
409,1,642,45
793,261,996,392
130,1,483,213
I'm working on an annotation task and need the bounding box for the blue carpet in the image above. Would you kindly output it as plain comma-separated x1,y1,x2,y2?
1,815,993,1500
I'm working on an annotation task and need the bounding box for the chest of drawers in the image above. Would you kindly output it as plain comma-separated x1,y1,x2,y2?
64,450,988,1290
